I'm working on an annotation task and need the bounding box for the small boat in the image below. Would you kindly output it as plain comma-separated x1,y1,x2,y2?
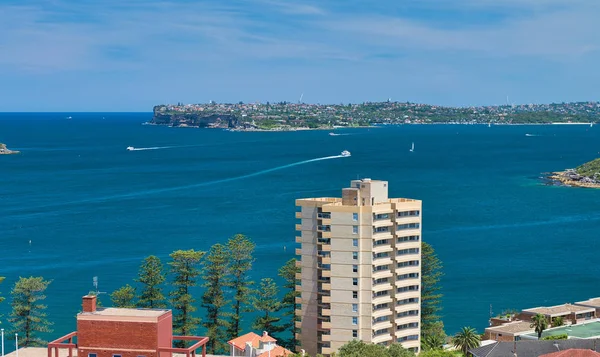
341,150,351,157
488,122,491,128
329,132,340,136
409,142,414,152
126,146,135,151
66,116,72,120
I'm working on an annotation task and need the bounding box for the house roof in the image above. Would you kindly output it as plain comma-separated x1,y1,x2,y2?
523,304,595,316
540,349,600,357
228,332,262,351
576,298,600,308
470,339,600,357
257,346,293,357
485,320,534,335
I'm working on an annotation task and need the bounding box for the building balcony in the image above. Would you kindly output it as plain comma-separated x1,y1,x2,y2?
321,308,331,316
317,212,332,219
372,270,393,280
319,244,331,252
295,236,302,243
295,320,302,328
295,211,302,219
320,270,331,277
372,295,393,306
295,260,301,267
317,225,331,232
320,283,331,290
317,322,332,330
372,283,392,293
372,245,394,255
372,230,393,238
320,218,332,225
372,333,393,345
321,231,331,238
295,248,302,256
372,257,393,267
372,320,393,330
295,296,302,304
395,216,421,225
321,295,331,303
320,334,331,342
320,347,333,355
373,219,392,228
295,272,302,280
319,256,331,265
295,224,302,231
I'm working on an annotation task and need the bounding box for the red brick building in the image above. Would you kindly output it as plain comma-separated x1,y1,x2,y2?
48,296,208,357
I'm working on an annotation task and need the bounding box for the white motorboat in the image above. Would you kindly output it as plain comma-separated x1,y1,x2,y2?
126,146,135,151
341,150,351,157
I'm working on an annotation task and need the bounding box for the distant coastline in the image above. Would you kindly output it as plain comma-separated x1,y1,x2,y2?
150,101,599,131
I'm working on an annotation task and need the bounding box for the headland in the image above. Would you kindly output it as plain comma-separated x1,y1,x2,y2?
0,143,20,155
151,101,600,131
548,158,600,188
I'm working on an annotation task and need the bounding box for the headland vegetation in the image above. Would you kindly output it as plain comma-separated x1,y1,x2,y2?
549,158,600,188
0,143,20,154
151,101,600,131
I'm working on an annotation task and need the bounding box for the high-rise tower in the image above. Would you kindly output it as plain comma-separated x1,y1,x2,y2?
295,179,422,356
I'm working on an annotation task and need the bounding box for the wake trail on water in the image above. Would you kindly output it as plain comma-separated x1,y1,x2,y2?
7,155,345,216
130,146,173,151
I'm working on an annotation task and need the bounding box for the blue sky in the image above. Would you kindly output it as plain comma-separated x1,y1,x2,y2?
1,0,599,111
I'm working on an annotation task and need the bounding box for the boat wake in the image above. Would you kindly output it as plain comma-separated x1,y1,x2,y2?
5,154,348,216
128,146,173,151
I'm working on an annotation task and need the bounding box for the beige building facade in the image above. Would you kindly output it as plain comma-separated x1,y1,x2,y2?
295,179,422,356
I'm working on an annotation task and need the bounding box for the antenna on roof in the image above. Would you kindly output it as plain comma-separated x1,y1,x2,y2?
92,276,107,296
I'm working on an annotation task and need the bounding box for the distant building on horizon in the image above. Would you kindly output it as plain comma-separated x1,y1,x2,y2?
295,179,422,356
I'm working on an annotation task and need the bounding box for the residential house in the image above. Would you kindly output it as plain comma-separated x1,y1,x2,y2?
519,304,596,325
227,331,292,357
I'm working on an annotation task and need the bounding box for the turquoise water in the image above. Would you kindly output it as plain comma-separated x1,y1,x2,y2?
1,113,600,342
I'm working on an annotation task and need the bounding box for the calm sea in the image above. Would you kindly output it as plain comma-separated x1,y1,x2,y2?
1,113,599,343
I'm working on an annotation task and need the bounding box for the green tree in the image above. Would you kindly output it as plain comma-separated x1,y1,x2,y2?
421,321,446,351
421,242,444,334
226,234,255,338
530,313,548,339
9,277,53,346
418,350,458,357
201,244,230,354
251,278,284,335
337,340,415,357
278,258,300,348
136,255,167,308
87,290,102,307
542,334,568,340
110,284,136,308
452,327,480,356
169,249,204,344
552,316,564,327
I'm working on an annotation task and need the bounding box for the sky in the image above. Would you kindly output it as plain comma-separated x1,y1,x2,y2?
1,0,599,111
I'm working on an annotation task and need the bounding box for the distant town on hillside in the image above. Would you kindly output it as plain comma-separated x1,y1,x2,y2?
151,101,600,130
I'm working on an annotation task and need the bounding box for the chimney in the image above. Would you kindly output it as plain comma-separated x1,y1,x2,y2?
263,331,268,337
82,295,97,313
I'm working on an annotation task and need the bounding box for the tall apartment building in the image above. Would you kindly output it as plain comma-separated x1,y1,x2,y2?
295,179,422,356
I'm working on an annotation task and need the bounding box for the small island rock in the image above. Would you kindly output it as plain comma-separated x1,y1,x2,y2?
0,143,20,155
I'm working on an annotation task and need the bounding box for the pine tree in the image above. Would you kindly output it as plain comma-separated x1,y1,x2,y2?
136,255,167,308
0,276,5,323
421,242,444,335
251,278,284,335
169,249,204,345
9,277,53,346
278,258,300,348
225,234,255,339
201,244,230,354
110,284,136,308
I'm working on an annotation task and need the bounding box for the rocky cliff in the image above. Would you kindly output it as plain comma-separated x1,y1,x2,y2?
151,106,239,128
0,143,20,155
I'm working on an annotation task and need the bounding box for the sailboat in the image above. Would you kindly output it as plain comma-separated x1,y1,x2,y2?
591,122,594,128
409,142,414,152
488,122,491,128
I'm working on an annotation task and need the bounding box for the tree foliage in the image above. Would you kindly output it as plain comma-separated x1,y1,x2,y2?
9,277,53,347
169,249,204,344
278,258,300,348
251,278,284,335
110,284,136,308
421,321,447,351
0,276,4,323
337,340,415,357
421,242,444,335
418,350,460,357
542,334,568,340
201,244,230,354
136,255,167,309
530,313,549,339
452,327,480,356
225,234,255,338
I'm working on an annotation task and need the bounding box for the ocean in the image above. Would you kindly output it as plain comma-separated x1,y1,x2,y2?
1,113,599,343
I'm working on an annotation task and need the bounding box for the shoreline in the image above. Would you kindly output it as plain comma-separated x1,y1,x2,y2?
547,171,600,189
0,143,20,155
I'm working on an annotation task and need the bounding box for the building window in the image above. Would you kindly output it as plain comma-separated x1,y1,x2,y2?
353,278,358,286
352,317,358,325
353,265,358,273
353,238,358,247
352,303,358,312
113,355,122,357
352,226,358,234
353,291,358,299
353,213,358,221
352,252,358,260
352,330,358,338
89,354,97,357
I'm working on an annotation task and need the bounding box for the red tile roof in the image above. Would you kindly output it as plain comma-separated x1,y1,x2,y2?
227,332,261,351
257,346,293,357
540,349,600,357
